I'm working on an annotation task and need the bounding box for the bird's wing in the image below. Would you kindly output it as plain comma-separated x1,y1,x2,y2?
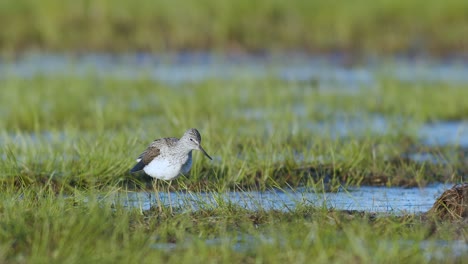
137,145,161,164
136,137,179,165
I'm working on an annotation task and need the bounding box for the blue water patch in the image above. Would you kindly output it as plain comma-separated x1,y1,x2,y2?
116,184,452,214
419,121,468,147
1,53,467,85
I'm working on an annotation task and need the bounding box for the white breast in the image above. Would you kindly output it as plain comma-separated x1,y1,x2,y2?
143,158,183,180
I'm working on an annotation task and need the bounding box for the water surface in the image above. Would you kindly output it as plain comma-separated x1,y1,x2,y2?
2,53,467,85
118,184,452,214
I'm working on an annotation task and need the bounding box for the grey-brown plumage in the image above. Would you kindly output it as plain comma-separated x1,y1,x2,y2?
130,128,212,180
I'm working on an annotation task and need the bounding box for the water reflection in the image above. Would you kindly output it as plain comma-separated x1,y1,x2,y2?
117,184,451,214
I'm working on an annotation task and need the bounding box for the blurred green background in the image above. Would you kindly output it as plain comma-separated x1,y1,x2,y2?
1,0,467,55
1,2,467,263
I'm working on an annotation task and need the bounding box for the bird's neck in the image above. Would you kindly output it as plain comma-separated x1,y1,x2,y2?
173,142,192,157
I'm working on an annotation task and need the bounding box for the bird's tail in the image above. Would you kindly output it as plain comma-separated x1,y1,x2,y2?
130,161,145,173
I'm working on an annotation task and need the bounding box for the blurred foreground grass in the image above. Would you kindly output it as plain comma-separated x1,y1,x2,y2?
0,187,465,263
1,74,467,190
0,0,467,54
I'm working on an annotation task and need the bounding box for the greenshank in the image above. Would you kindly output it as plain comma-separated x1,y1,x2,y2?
130,128,212,179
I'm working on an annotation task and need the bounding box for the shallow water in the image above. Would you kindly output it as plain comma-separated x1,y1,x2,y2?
117,184,452,214
128,184,466,258
1,53,467,85
419,121,468,147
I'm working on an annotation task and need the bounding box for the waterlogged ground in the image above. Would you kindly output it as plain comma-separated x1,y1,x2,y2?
2,53,468,84
0,53,467,263
1,53,467,190
120,184,451,213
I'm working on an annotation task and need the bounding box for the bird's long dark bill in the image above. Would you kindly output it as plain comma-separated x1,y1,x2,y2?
199,145,212,160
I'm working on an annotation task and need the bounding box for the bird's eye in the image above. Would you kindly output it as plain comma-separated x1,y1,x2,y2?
190,138,193,141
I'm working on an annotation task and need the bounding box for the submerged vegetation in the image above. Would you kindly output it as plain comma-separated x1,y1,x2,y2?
0,0,468,54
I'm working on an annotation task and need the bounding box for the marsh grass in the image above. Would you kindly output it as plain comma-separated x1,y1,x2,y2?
1,70,467,261
0,0,468,54
1,75,467,191
0,186,466,263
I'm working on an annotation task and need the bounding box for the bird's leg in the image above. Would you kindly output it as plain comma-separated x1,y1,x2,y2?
168,180,173,214
153,179,162,213
147,187,151,204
